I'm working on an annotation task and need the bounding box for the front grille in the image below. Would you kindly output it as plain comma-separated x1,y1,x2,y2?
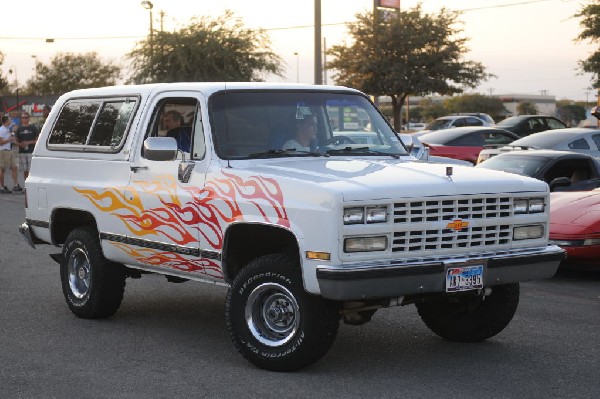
392,225,512,252
391,195,514,253
393,196,512,223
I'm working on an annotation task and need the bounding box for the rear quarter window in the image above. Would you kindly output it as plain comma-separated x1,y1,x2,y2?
48,97,138,152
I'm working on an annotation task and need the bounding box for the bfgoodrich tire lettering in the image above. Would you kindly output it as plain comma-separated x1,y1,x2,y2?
226,253,340,371
416,283,520,342
60,227,126,319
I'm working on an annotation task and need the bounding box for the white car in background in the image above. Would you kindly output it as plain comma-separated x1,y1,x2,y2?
421,114,494,133
477,127,600,164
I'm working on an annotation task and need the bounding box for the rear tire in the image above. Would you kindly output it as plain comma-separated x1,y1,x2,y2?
60,227,126,319
226,253,340,371
416,283,519,342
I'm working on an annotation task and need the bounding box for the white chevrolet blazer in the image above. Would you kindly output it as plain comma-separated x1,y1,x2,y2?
20,82,564,371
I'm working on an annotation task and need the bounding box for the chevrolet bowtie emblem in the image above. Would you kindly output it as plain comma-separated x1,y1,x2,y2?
447,219,469,231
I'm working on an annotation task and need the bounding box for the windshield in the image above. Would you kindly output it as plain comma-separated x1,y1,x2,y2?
209,90,408,159
477,154,548,177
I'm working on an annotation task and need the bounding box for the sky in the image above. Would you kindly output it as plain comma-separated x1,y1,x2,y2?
0,0,596,101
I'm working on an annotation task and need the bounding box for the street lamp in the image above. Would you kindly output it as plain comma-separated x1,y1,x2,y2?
8,65,18,88
141,1,154,64
8,66,19,110
293,52,299,83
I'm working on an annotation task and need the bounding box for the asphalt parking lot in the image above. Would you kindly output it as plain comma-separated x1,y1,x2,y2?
1,193,599,398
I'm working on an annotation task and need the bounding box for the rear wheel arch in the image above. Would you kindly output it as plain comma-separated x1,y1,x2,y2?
50,208,98,245
221,223,300,284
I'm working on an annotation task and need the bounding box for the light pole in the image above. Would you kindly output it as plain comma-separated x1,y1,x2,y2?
314,0,322,85
294,52,299,83
8,66,19,111
141,1,154,65
8,65,18,89
31,55,38,79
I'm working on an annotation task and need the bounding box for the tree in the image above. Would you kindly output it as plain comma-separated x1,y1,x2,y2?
327,5,491,131
418,97,448,121
23,52,120,95
516,102,538,115
0,51,9,94
128,10,282,84
575,1,600,88
444,94,507,121
555,100,587,126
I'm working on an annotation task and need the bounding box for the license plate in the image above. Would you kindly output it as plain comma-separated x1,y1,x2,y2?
446,265,483,292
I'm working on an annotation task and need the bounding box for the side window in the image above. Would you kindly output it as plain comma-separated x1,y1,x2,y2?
592,134,600,149
465,117,483,126
483,133,515,145
569,138,590,150
448,133,483,146
48,97,138,151
88,101,136,147
48,100,100,145
529,118,545,133
452,118,466,127
146,97,201,157
547,118,565,129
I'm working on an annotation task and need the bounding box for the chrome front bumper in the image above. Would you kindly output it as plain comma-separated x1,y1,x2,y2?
316,245,565,301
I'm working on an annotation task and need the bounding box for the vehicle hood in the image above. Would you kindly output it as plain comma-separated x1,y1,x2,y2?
235,157,548,201
550,190,600,232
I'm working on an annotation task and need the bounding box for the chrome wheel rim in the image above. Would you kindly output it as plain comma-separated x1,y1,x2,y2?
245,283,300,347
67,248,91,299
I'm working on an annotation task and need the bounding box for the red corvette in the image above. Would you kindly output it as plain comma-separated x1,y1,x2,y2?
417,127,520,164
550,189,600,269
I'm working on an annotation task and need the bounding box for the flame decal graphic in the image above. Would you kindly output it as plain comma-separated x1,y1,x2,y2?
76,171,289,275
111,242,222,278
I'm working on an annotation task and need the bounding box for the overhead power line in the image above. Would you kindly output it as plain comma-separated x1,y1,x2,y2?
0,0,571,41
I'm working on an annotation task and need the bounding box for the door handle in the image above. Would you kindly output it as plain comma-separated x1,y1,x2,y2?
130,166,148,173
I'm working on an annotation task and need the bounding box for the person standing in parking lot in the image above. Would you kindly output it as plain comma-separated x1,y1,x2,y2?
0,115,19,194
15,112,39,186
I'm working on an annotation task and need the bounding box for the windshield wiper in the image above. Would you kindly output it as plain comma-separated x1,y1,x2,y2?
247,149,328,159
325,146,401,159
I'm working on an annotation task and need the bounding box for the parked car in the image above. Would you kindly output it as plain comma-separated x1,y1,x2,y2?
450,113,495,125
331,131,473,166
495,115,566,138
399,134,473,166
423,114,493,131
476,150,600,191
477,127,600,164
416,127,520,164
402,122,427,131
550,189,600,269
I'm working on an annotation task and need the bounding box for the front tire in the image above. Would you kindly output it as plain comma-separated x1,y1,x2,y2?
60,227,126,319
416,283,520,342
225,253,340,372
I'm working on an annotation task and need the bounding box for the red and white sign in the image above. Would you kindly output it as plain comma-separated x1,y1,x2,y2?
377,0,400,9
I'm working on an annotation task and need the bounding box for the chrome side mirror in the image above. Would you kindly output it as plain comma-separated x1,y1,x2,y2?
143,137,178,161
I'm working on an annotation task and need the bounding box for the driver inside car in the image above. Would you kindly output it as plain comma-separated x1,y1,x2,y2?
282,115,317,152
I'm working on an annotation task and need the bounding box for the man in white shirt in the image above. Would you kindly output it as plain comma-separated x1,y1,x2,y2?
0,115,18,194
283,116,317,152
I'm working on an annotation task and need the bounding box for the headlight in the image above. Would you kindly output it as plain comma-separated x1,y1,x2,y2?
366,206,388,223
343,208,364,224
514,198,545,214
344,236,388,252
344,206,388,224
513,225,544,240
